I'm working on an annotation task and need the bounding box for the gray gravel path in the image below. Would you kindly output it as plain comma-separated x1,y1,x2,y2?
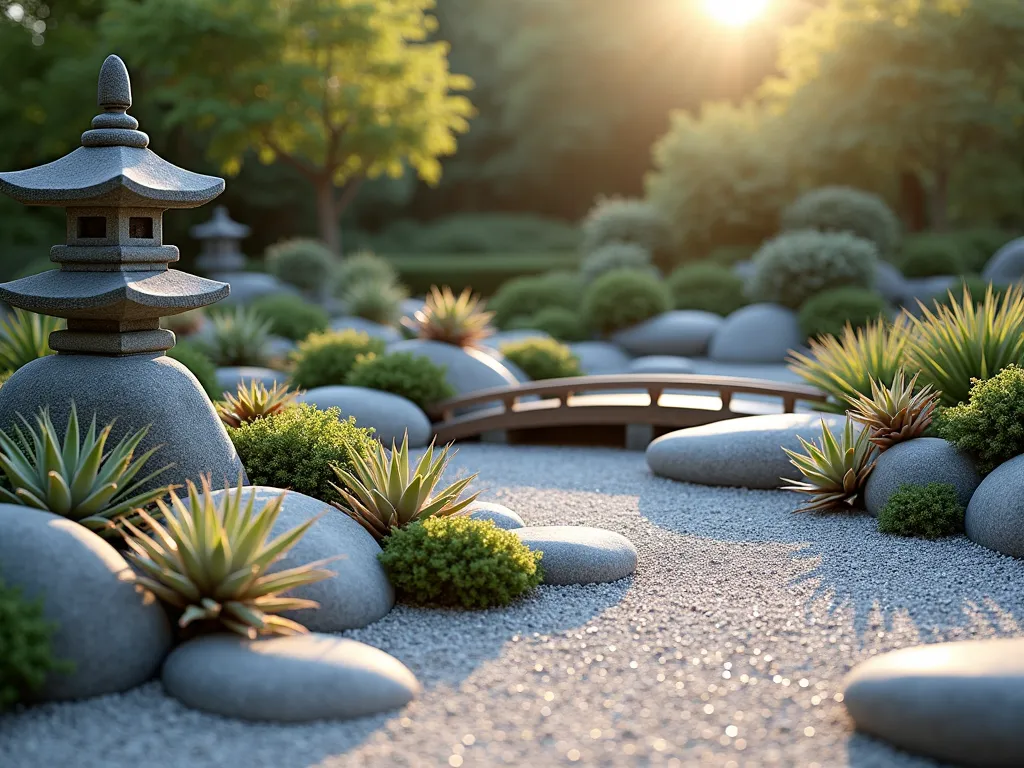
4,444,1024,768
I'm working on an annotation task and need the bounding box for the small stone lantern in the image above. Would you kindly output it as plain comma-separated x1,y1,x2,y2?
0,54,245,490
191,206,250,275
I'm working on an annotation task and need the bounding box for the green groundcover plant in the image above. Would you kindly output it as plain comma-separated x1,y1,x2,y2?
0,577,69,710
290,330,386,390
667,263,748,316
346,352,454,410
877,483,965,539
508,307,589,342
581,268,671,335
500,338,582,380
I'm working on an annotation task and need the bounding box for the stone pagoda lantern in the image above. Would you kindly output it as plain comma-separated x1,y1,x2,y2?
190,205,250,275
0,54,245,490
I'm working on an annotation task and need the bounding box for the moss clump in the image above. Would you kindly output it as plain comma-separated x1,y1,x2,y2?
378,517,544,609
877,482,965,539
166,341,220,398
228,403,376,503
581,268,672,335
289,330,386,390
668,263,748,315
500,338,582,380
798,287,888,340
0,577,69,710
250,294,329,341
346,352,454,410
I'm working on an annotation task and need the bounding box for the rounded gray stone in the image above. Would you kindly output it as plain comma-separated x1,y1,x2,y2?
298,385,432,448
902,276,957,313
206,487,394,632
514,525,637,585
627,355,696,375
568,341,632,375
647,413,850,490
469,501,526,530
966,454,1024,558
844,638,1024,767
0,506,172,701
215,366,288,396
329,316,402,344
266,335,296,360
864,438,980,517
611,310,722,357
874,261,908,304
387,339,519,398
481,329,555,350
0,353,245,493
708,304,802,363
161,633,419,722
211,272,298,306
983,237,1024,284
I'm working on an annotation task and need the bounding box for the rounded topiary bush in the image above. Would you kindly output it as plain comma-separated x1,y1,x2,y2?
489,271,586,329
798,287,888,340
579,242,655,284
166,340,220,398
346,351,454,410
582,268,672,335
290,330,386,390
333,250,398,293
0,577,67,711
250,293,329,342
265,238,335,293
228,403,376,503
781,186,901,257
877,482,966,539
509,307,588,342
340,277,406,325
934,364,1024,474
897,234,964,278
748,230,879,309
500,338,583,380
668,263,748,315
580,196,672,260
378,517,544,609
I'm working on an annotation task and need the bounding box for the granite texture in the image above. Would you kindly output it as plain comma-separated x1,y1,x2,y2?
298,386,432,448
965,454,1024,558
0,506,172,701
205,487,394,632
708,303,803,363
844,638,1024,766
0,353,245,493
162,634,419,722
611,311,722,357
864,438,980,517
468,501,526,530
514,525,637,585
568,341,632,375
982,237,1024,284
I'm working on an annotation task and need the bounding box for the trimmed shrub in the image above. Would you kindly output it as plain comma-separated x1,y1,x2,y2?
489,271,586,329
228,403,376,503
877,482,965,539
0,577,68,711
346,352,454,410
797,287,888,340
579,242,656,284
668,263,748,315
250,294,329,342
290,330,386,390
782,186,901,257
500,338,583,380
265,238,335,293
378,517,544,609
934,364,1024,473
341,277,406,325
748,230,878,309
897,234,964,278
333,250,398,291
582,268,672,335
166,341,220,398
580,197,672,261
508,307,589,341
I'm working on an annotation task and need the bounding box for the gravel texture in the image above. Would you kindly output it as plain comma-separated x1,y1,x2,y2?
4,444,1024,767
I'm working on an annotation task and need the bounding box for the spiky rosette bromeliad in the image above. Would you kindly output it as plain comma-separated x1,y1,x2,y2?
781,417,877,513
403,285,494,347
216,380,302,429
844,369,939,450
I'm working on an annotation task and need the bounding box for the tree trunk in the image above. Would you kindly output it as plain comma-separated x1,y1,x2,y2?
899,171,928,233
930,167,950,232
314,178,341,254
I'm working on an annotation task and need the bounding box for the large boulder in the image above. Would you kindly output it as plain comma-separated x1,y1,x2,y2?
864,438,981,517
708,304,803,363
965,454,1024,558
162,633,419,722
386,339,519,399
610,311,722,357
568,341,631,375
514,526,637,585
205,487,394,631
479,330,554,351
210,271,298,306
298,386,432,448
215,366,288,397
647,413,850,490
844,638,1024,767
627,355,696,375
329,316,402,344
983,237,1024,284
901,276,957,313
0,507,172,701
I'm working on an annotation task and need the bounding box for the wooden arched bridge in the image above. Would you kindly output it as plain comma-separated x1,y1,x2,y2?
427,374,828,449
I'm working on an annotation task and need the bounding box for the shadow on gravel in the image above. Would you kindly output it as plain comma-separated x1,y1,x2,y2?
846,732,951,768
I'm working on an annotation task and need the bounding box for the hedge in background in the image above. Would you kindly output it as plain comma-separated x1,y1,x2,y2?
385,251,581,297
582,268,672,335
897,233,964,278
797,287,888,341
668,263,748,316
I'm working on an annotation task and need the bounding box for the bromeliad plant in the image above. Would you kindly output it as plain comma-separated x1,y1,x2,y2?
0,404,171,538
0,309,63,372
845,370,939,450
404,285,494,347
216,381,302,429
202,306,272,367
330,433,481,543
121,478,336,639
782,417,877,513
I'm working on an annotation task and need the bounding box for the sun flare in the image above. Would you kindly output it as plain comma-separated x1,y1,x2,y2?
703,0,769,27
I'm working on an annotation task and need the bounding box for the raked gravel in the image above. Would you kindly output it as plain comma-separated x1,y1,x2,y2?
4,444,1024,768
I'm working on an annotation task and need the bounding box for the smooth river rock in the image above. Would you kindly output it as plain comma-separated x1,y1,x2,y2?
965,454,1024,558
627,355,696,375
708,303,803,363
864,438,981,517
983,236,1024,285
298,385,432,448
514,526,637,585
215,365,288,397
469,501,526,530
568,341,632,375
610,310,722,357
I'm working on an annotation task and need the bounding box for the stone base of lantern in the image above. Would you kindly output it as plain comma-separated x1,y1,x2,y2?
0,353,246,493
